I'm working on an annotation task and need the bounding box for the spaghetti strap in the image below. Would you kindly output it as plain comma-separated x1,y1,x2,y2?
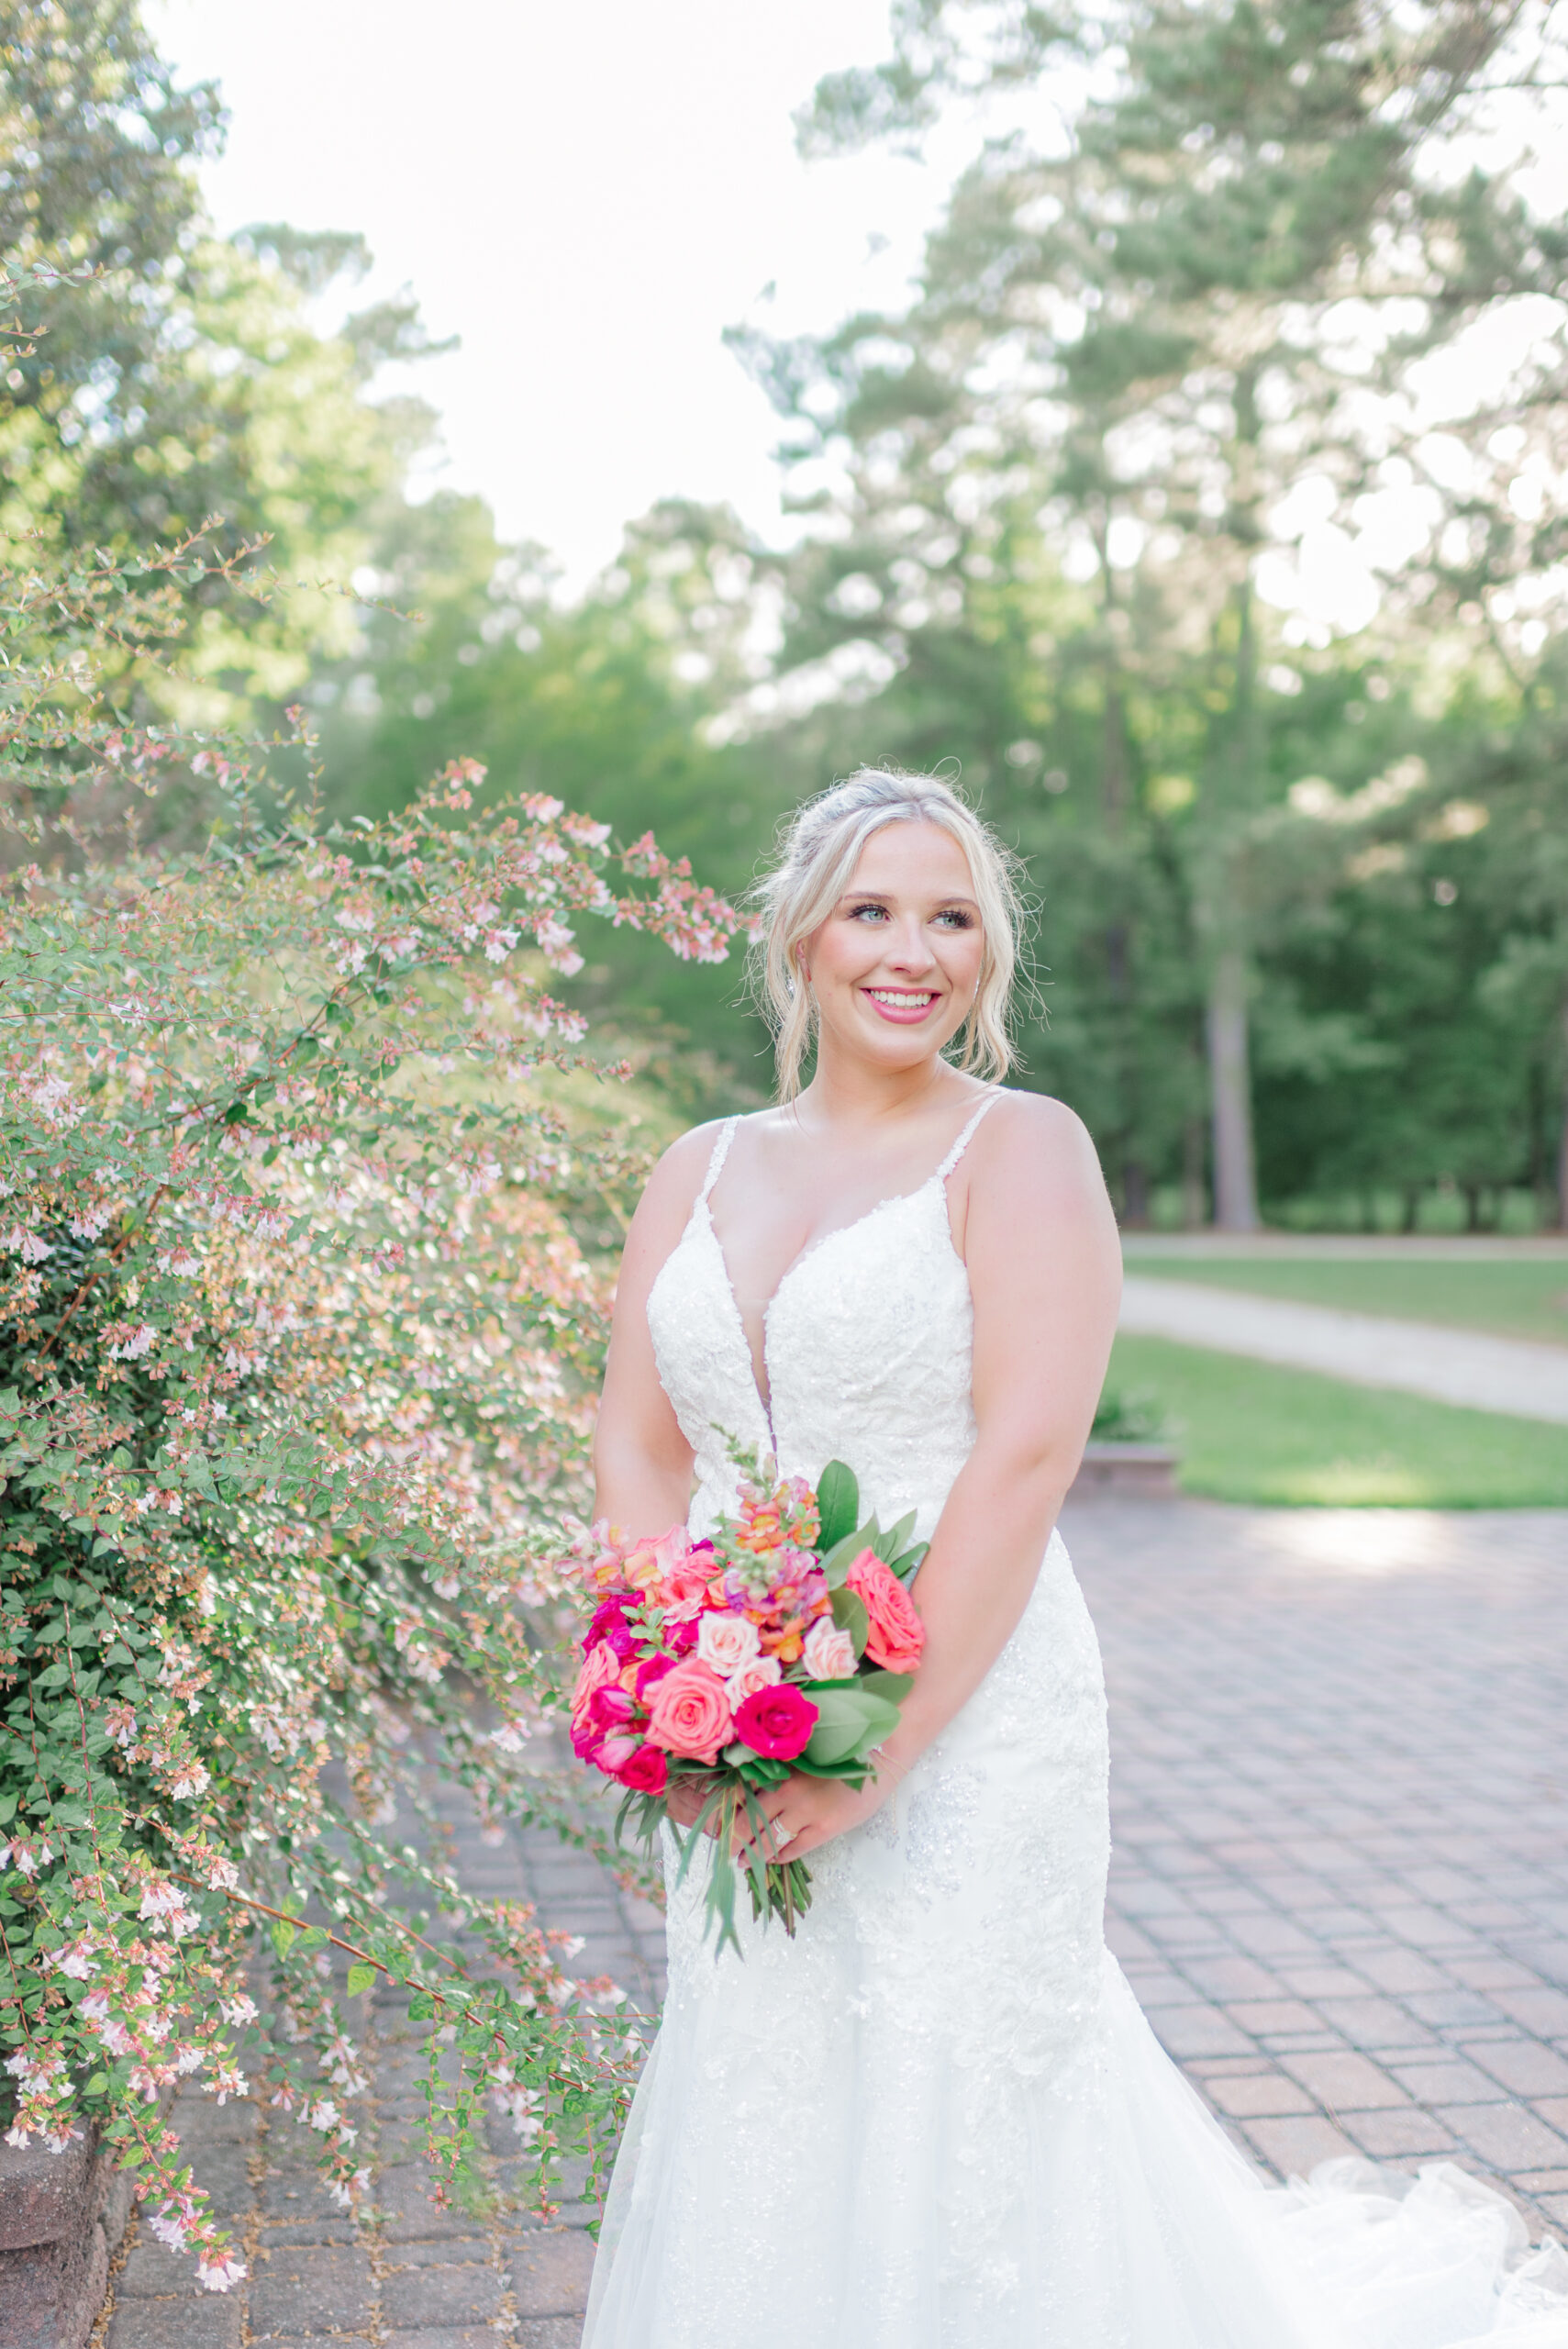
697,1116,740,1207
937,1090,1003,1182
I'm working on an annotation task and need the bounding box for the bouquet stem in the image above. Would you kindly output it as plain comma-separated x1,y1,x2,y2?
748,1856,814,1935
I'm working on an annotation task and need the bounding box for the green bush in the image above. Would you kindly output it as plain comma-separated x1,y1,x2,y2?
0,263,738,2287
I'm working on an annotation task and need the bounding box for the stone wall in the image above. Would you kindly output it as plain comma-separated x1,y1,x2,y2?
0,2132,133,2349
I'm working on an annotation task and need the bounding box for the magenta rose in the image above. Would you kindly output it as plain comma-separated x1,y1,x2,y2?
587,1684,637,1733
666,1612,701,1655
644,1658,734,1765
634,1653,675,1702
733,1683,818,1762
845,1549,926,1674
611,1742,669,1795
569,1712,605,1765
585,1598,637,1659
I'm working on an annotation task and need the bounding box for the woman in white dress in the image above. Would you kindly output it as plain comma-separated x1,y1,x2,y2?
582,768,1568,2349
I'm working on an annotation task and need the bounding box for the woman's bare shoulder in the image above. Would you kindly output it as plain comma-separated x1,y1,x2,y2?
970,1089,1113,1217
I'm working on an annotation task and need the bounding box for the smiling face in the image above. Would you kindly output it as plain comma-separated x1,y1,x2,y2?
800,819,986,1078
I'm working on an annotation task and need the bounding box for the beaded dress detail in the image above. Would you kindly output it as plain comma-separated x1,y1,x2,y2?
584,1100,1568,2349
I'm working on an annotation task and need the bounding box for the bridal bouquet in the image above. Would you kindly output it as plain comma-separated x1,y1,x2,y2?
569,1456,926,1954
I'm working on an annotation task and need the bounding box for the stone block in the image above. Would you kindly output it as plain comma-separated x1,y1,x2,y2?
248,2245,375,2339
380,2260,502,2329
506,2228,595,2317
106,2299,244,2349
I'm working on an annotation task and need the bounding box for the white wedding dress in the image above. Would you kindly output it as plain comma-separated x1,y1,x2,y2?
583,1097,1568,2349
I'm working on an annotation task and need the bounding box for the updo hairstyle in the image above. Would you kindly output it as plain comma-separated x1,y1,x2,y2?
751,768,1026,1099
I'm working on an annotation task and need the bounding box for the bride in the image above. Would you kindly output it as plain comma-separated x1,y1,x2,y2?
581,768,1568,2348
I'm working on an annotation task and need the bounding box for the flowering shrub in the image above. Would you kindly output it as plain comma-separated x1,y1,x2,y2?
0,265,740,2286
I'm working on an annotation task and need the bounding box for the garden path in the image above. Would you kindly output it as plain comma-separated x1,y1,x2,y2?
1119,1274,1568,1422
97,1497,1568,2346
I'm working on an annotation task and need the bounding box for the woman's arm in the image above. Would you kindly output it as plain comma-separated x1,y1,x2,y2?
767,1094,1121,1863
591,1126,715,1540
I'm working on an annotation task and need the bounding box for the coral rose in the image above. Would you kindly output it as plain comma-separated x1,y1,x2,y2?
696,1609,761,1676
844,1550,926,1674
644,1659,734,1765
801,1617,857,1682
570,1639,621,1723
733,1683,818,1762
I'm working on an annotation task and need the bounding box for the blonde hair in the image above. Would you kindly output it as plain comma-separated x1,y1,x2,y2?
751,768,1025,1099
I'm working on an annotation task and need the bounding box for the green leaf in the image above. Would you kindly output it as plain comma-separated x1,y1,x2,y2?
828,1586,870,1654
407,1990,436,2021
84,2072,108,2095
858,1668,913,1705
815,1459,859,1553
345,1961,377,1995
818,1531,866,1587
802,1684,902,1768
270,1919,296,1958
874,1508,917,1563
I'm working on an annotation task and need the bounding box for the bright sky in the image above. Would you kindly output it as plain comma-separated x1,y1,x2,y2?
148,5,1568,641
150,0,954,587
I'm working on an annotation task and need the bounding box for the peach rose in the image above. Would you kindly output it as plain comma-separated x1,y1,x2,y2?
644,1658,735,1765
696,1610,761,1677
724,1654,782,1705
801,1617,857,1682
845,1550,925,1674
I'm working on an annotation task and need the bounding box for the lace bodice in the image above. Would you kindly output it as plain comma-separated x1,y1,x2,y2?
646,1097,997,1539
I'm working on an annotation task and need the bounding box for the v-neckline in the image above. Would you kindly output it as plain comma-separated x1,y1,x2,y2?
694,1178,947,1431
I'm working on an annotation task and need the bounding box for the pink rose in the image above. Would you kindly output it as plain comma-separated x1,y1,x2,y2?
801,1617,857,1682
845,1550,926,1674
733,1683,818,1762
644,1659,735,1765
724,1654,782,1704
656,1557,713,1620
622,1524,695,1597
571,1640,622,1723
596,1730,643,1773
696,1610,761,1676
611,1742,669,1795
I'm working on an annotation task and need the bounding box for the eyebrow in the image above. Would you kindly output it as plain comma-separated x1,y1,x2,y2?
840,887,981,907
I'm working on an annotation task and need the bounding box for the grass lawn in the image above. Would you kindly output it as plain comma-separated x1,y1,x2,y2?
1106,1333,1568,1507
1125,1256,1568,1347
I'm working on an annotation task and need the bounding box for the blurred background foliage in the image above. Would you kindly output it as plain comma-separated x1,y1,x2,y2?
7,0,1568,1230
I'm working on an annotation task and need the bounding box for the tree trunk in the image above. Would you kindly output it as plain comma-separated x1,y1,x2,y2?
1183,1112,1207,1229
1558,988,1568,1231
1207,948,1259,1230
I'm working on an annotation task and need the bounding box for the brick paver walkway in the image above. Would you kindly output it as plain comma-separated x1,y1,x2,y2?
98,1498,1568,2344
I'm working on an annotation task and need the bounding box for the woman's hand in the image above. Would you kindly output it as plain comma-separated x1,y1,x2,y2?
738,1769,893,1865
